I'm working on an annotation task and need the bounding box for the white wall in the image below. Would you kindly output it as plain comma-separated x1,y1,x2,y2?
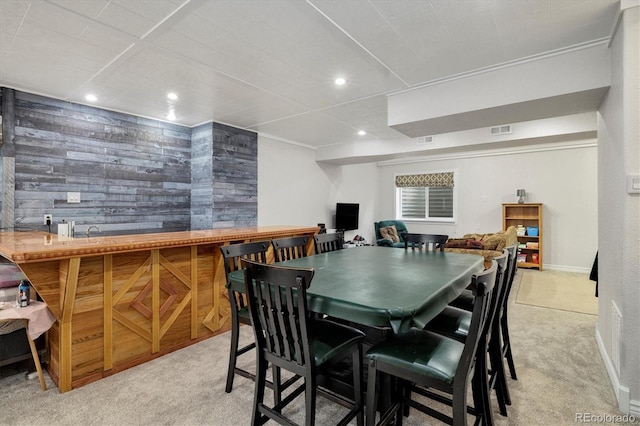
258,133,597,271
257,135,378,243
596,4,639,415
374,144,598,271
257,136,329,227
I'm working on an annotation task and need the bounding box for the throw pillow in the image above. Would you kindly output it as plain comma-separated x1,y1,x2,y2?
445,239,484,249
481,233,506,251
379,225,400,243
445,239,469,248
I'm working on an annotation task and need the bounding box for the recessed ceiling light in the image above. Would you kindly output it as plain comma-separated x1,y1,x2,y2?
167,92,178,101
167,110,176,121
85,94,97,102
358,130,366,136
334,77,346,86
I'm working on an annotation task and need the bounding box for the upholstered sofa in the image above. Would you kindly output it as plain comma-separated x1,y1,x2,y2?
444,226,518,268
374,220,409,248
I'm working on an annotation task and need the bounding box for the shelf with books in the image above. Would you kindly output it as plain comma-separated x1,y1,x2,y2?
503,203,542,271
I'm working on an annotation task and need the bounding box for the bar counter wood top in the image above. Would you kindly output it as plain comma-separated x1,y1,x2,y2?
0,225,318,263
0,225,319,392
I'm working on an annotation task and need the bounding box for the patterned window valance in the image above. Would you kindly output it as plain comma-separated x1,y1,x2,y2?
395,172,454,188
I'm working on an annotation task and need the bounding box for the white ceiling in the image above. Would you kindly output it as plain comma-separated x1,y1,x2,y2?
0,0,620,148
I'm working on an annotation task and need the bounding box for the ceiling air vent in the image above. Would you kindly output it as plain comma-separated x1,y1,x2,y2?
415,136,433,145
489,125,512,135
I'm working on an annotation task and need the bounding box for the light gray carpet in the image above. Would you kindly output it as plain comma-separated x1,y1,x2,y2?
516,269,598,315
0,271,626,425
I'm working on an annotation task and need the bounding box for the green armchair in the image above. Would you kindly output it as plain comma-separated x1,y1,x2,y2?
374,220,409,248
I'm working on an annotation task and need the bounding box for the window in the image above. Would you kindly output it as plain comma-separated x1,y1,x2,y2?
395,172,455,221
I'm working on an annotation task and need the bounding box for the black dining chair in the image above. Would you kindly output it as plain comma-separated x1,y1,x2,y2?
365,261,498,426
424,249,510,417
401,233,448,252
313,232,344,254
500,244,519,381
242,259,365,426
220,241,270,394
491,247,517,410
450,243,519,381
271,235,310,262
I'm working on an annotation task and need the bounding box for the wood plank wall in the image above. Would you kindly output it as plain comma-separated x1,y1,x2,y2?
1,90,14,228
191,123,214,231
0,88,258,234
211,121,258,228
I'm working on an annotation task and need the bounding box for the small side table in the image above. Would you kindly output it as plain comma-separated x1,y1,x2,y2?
0,301,56,390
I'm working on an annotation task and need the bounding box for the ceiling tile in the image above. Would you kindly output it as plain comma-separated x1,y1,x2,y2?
0,0,621,151
46,0,110,19
111,0,187,23
0,0,31,34
250,110,366,146
83,45,308,127
22,0,93,37
321,96,409,140
94,1,159,38
170,1,408,107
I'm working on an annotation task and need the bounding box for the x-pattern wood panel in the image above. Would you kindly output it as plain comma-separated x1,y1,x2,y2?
108,250,193,358
130,279,178,320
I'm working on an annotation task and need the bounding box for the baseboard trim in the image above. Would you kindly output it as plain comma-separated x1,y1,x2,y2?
542,264,591,274
595,325,634,414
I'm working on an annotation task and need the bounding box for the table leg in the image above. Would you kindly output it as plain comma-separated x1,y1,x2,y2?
25,328,47,391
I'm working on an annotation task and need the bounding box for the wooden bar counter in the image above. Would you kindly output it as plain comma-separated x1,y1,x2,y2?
0,225,318,392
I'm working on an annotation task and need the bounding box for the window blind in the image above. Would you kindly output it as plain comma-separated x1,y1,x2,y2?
400,187,426,219
429,187,453,218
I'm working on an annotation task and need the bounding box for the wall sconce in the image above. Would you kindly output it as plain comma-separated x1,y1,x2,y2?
517,189,526,204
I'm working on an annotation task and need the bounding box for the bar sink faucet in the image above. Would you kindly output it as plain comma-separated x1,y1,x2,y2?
86,225,101,238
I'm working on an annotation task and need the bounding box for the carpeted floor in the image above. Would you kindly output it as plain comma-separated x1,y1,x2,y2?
0,270,627,425
515,269,598,315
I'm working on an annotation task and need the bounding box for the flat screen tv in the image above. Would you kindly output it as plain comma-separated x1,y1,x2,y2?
335,203,359,231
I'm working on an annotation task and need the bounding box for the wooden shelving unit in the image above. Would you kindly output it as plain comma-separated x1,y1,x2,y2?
502,203,543,271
